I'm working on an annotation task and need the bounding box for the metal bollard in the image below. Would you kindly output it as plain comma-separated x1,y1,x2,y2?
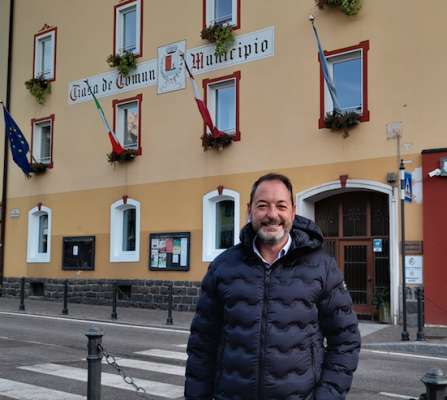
19,277,25,311
86,327,103,400
111,283,118,320
421,368,447,400
166,282,173,325
62,279,69,315
416,287,425,341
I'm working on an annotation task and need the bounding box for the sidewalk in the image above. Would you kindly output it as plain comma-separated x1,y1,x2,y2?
1,297,447,357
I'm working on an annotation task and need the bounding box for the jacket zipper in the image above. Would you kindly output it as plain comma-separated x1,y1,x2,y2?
311,342,316,386
257,266,271,400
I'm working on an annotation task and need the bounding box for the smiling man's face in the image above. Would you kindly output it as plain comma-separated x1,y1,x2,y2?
248,179,296,246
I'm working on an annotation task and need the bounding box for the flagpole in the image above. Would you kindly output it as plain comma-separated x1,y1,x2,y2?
0,0,15,295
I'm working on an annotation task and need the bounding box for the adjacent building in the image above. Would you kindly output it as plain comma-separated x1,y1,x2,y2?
1,0,446,325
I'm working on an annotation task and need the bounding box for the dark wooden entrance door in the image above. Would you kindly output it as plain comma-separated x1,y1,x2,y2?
339,240,374,315
315,191,390,319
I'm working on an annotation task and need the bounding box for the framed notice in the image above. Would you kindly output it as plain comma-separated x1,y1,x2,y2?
62,236,95,271
149,232,190,271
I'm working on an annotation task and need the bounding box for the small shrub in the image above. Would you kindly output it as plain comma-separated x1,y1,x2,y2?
25,76,51,104
201,24,235,57
324,111,361,138
107,51,137,77
107,148,138,163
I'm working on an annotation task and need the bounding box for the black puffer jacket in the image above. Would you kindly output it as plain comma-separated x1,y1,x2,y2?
185,216,361,400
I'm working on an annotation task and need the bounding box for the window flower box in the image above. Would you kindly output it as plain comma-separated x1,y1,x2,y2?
107,51,137,77
25,76,51,104
200,24,235,57
316,0,362,16
324,111,361,138
107,148,138,163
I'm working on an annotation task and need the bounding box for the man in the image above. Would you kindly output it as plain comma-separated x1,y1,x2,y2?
185,173,360,400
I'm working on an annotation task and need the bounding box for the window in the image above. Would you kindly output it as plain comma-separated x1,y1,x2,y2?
27,205,52,263
31,115,54,167
33,27,57,81
203,71,241,140
114,0,143,56
319,41,370,128
113,94,142,154
203,189,240,262
203,0,240,29
110,198,140,262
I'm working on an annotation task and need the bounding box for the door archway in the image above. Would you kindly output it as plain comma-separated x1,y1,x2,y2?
296,180,399,323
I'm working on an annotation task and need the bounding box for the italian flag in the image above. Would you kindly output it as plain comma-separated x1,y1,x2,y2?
84,80,125,155
181,55,223,138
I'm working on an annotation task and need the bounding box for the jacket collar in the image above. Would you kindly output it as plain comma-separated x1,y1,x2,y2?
240,215,323,263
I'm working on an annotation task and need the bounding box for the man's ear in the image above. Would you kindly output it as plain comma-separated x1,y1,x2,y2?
247,202,252,222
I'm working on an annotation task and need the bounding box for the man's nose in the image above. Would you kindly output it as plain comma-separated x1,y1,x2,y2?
266,205,279,218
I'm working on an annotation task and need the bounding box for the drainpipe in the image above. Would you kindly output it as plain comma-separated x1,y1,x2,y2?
0,0,15,295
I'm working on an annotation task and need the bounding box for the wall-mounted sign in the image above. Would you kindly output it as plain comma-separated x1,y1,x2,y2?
10,208,20,218
405,255,423,285
157,40,186,94
68,26,275,104
404,241,423,255
373,239,382,253
404,171,412,203
149,232,190,271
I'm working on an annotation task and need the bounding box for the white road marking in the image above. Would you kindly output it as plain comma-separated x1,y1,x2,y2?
0,311,189,335
363,348,447,362
0,336,9,339
0,377,85,400
175,344,187,348
106,357,185,375
135,349,187,361
19,363,184,399
379,392,415,399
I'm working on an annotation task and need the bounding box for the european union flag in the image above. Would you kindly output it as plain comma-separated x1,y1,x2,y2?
2,105,31,176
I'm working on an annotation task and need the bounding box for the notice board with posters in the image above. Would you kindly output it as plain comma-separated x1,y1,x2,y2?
149,232,190,271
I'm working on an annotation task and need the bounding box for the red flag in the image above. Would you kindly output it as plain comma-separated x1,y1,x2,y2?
181,55,223,139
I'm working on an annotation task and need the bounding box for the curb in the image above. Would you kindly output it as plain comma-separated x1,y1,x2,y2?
0,310,191,332
363,342,447,357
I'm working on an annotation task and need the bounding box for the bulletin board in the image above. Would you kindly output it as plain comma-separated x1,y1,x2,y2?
149,232,190,271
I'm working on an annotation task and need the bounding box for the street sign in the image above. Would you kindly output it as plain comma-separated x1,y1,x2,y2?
404,171,412,202
405,255,423,285
373,239,382,253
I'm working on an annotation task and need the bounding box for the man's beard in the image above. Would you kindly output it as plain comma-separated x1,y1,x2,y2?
253,217,292,245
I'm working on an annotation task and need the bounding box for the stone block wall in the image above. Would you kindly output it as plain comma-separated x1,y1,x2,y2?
1,278,201,312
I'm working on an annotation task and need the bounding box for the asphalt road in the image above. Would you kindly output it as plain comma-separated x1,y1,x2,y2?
0,312,444,399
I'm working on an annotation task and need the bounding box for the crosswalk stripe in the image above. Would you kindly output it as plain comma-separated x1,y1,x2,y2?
19,363,184,399
0,377,86,400
135,349,187,361
174,344,187,348
107,358,185,375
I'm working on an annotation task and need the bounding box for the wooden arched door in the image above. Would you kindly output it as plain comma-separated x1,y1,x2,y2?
315,191,390,319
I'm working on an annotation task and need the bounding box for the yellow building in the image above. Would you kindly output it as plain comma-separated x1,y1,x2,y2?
1,0,445,324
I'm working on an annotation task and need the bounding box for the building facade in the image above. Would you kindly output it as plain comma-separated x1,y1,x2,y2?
1,0,446,325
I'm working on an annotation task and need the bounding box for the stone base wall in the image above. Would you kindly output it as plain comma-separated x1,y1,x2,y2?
1,278,201,312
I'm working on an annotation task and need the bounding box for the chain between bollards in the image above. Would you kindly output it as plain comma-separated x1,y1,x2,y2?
86,327,103,400
19,277,25,311
62,279,69,315
166,282,173,325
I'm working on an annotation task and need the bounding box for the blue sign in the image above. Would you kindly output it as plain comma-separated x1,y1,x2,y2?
404,172,412,202
373,239,382,253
